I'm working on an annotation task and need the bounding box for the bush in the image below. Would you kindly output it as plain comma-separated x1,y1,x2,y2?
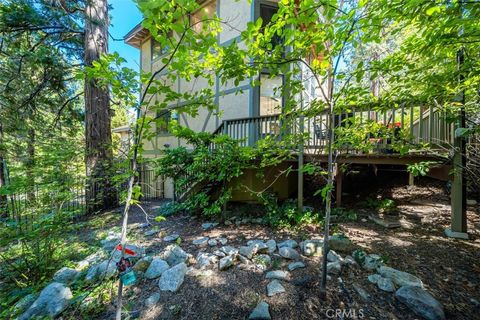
259,192,322,228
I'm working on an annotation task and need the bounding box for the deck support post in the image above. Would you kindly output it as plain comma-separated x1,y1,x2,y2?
446,45,468,240
298,151,303,212
408,172,414,186
336,166,343,208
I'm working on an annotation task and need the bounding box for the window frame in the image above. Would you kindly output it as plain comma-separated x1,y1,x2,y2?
151,36,170,62
156,110,172,136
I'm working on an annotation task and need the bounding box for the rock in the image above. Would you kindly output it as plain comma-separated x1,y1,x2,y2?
19,283,72,320
145,292,160,307
133,256,153,272
254,254,272,269
161,245,189,266
353,283,370,302
77,251,104,270
368,274,382,284
219,255,234,270
196,252,218,269
249,301,271,320
467,199,477,206
377,277,396,292
192,237,209,247
329,234,354,252
267,280,286,297
224,220,233,226
266,270,289,281
218,237,228,245
201,222,218,230
13,293,38,314
213,250,226,257
378,266,423,287
395,286,445,320
159,262,188,292
293,275,323,287
144,229,159,237
266,240,276,253
369,214,401,228
300,239,323,256
277,239,298,249
163,234,180,242
53,267,79,284
85,264,99,282
344,255,357,266
145,257,169,279
249,241,269,253
220,246,238,256
100,231,121,251
327,250,344,264
239,245,256,259
97,260,117,279
288,261,305,271
279,247,300,260
238,255,250,264
327,261,342,274
208,239,218,246
362,254,384,270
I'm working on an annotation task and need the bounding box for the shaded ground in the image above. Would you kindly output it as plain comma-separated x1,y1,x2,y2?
84,178,479,320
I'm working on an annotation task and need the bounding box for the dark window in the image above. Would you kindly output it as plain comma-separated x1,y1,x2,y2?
260,4,277,27
259,3,282,48
151,38,169,61
156,110,171,135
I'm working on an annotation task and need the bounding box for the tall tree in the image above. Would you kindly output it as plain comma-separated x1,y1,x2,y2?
84,0,116,214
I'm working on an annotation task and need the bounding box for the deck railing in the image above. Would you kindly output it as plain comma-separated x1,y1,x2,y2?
211,105,455,154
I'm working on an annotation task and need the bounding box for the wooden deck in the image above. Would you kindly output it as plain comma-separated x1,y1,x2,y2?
213,105,454,160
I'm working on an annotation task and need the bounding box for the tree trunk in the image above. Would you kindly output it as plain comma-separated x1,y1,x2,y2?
84,0,116,214
0,124,7,218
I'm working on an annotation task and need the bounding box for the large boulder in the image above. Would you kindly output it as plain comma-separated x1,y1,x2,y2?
378,266,423,287
160,245,188,266
13,293,38,315
300,239,323,256
96,260,117,279
329,234,354,252
159,263,188,292
395,286,445,320
145,257,169,279
53,267,79,284
277,239,298,249
19,283,72,320
196,252,218,269
239,246,256,259
279,247,300,260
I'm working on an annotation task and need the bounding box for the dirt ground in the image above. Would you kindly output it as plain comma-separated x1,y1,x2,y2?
91,178,480,320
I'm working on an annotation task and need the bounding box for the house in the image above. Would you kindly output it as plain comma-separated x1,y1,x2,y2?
112,125,132,158
124,0,467,238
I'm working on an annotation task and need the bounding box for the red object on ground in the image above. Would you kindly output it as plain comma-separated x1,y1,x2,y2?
115,244,136,256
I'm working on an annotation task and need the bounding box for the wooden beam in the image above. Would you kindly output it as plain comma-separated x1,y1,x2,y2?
336,166,343,207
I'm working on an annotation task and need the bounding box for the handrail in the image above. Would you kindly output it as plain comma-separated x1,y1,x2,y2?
209,106,453,153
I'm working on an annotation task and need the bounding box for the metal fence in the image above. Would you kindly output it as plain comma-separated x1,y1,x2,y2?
0,166,165,229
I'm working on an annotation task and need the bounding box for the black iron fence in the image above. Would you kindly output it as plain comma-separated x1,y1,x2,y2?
0,166,165,229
